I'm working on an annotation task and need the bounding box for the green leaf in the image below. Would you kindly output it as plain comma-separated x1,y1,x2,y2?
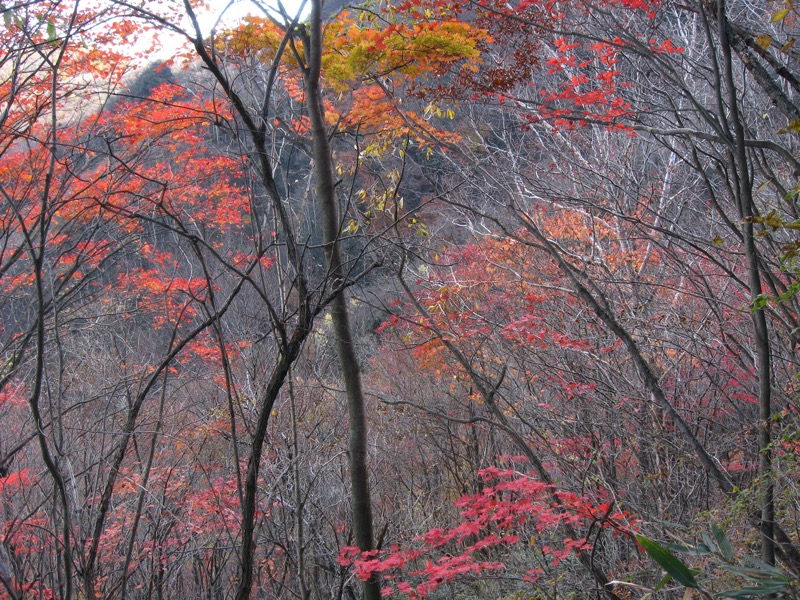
719,582,789,598
711,524,734,562
636,535,699,588
46,20,57,42
665,542,713,557
741,555,790,576
764,209,784,229
653,572,672,591
719,560,790,582
751,294,770,311
702,531,717,554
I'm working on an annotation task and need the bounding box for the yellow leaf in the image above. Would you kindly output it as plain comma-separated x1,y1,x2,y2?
779,118,800,134
756,34,772,50
771,8,790,22
782,38,797,53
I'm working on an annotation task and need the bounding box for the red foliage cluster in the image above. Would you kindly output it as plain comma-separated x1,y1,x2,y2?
339,465,637,598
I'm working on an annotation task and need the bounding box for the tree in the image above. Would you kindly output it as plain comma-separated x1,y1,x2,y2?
374,0,800,586
1,3,289,597
3,0,799,597
104,2,491,598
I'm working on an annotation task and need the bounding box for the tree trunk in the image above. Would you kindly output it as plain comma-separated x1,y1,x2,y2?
715,0,775,566
304,3,381,599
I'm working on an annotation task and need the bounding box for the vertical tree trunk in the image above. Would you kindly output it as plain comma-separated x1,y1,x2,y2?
304,3,381,599
715,0,775,566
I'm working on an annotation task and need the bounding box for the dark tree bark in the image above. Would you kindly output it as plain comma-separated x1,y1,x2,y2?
715,0,775,566
303,2,381,599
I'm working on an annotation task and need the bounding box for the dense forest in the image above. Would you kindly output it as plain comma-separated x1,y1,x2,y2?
1,0,799,598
